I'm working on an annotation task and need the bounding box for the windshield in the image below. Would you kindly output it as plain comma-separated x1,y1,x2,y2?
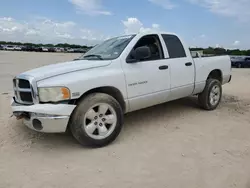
78,34,135,60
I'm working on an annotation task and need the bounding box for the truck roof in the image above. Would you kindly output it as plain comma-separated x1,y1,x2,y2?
113,31,179,39
134,30,178,37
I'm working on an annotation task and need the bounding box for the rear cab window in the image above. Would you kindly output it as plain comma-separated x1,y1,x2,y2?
161,34,186,59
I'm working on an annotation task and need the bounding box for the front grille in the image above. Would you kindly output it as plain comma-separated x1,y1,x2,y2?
13,78,34,104
20,92,33,102
18,79,30,89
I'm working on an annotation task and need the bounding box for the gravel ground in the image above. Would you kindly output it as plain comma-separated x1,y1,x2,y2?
1,51,250,188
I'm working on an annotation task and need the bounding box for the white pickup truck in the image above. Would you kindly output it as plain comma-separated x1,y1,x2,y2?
11,31,232,147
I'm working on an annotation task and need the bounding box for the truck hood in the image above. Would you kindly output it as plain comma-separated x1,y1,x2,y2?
21,59,111,81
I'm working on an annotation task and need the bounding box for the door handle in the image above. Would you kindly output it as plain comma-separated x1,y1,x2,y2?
159,65,168,70
185,62,192,66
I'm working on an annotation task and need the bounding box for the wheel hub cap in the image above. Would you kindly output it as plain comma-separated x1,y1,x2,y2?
209,85,220,106
83,103,117,140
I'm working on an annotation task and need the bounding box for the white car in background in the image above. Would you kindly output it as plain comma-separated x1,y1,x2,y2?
14,46,22,51
4,45,15,51
66,48,75,53
55,47,64,52
42,47,49,52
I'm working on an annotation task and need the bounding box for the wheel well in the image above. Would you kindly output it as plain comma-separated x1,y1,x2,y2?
207,69,222,82
74,86,126,112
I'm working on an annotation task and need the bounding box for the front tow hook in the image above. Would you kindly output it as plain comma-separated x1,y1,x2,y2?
13,112,30,120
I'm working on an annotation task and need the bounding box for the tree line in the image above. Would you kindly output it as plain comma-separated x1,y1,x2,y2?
0,41,93,49
190,47,250,56
1,41,250,56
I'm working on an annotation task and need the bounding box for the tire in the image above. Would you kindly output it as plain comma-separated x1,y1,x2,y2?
198,79,222,110
70,93,124,147
237,63,242,68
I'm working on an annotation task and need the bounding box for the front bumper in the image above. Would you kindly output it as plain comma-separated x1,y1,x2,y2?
11,98,76,133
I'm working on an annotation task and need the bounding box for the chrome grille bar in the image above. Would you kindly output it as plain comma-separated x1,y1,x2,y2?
15,79,22,103
14,88,32,92
13,74,38,105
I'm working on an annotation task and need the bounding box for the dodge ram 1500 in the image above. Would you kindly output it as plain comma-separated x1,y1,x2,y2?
11,31,232,147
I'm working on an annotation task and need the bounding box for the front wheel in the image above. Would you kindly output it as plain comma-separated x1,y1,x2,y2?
198,79,222,110
70,93,124,147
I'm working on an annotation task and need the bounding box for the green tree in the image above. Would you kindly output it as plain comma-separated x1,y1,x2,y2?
204,47,215,55
228,49,242,56
246,50,250,56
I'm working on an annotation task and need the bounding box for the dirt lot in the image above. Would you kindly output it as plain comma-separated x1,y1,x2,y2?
1,51,250,188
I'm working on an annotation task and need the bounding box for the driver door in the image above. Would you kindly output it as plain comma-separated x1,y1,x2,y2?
121,34,171,112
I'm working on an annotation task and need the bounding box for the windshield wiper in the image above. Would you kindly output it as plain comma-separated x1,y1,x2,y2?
83,54,103,60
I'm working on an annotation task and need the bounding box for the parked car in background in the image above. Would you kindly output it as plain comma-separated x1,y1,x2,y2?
22,46,35,52
66,48,75,53
74,48,87,53
48,47,56,52
35,47,43,52
14,46,22,51
55,47,64,52
65,48,87,53
0,45,3,50
42,47,49,52
231,56,250,68
11,31,232,147
4,45,15,51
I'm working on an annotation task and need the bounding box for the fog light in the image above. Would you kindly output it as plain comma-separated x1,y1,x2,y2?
32,119,43,130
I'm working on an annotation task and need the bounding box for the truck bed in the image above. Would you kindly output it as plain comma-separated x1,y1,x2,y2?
192,55,232,94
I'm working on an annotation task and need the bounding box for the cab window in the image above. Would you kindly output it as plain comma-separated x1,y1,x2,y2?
161,34,186,58
126,34,164,62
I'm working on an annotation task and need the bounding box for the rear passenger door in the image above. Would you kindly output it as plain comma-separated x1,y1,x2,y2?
161,34,195,100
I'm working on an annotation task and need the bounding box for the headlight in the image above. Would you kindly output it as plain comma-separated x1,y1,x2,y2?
38,87,70,102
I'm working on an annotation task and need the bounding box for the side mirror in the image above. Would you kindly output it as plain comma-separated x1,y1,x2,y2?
127,46,151,63
134,46,151,61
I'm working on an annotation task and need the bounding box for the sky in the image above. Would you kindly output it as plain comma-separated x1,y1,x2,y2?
0,0,250,49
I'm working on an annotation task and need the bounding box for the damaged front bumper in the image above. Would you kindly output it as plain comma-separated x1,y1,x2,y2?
11,98,76,133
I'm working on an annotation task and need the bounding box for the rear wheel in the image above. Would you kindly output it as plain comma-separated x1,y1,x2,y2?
70,93,123,147
198,79,222,110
